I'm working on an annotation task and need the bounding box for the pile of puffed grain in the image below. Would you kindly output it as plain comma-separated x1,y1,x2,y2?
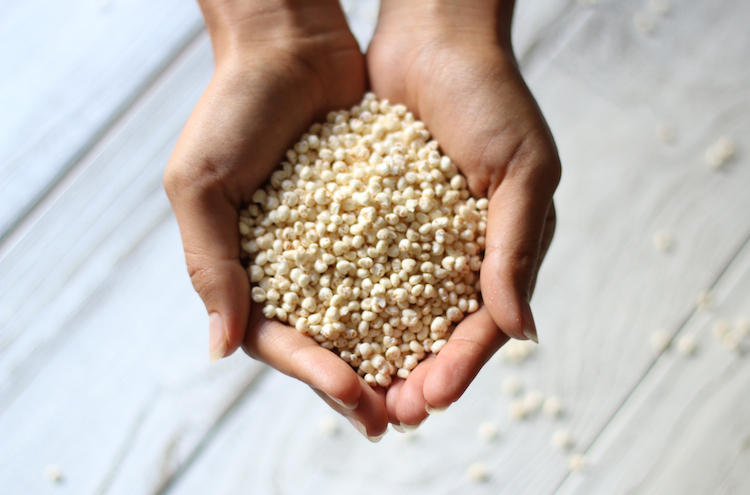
239,93,487,387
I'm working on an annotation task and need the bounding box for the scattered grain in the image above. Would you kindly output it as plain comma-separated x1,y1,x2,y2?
318,415,340,435
509,399,528,421
568,454,588,472
501,376,523,397
633,12,656,33
44,465,63,483
712,319,730,340
523,389,544,413
551,429,575,450
477,421,500,442
652,230,674,253
647,0,671,15
655,122,675,143
467,463,490,482
677,335,697,356
705,136,735,169
542,396,564,418
697,291,713,311
650,329,671,353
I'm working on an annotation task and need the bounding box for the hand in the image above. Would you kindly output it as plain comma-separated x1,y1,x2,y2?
164,0,389,439
367,0,560,428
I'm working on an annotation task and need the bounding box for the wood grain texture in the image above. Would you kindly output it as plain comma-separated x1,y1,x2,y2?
3,0,749,494
556,236,750,495
0,35,270,495
0,34,212,400
154,1,750,493
0,215,265,495
0,0,202,238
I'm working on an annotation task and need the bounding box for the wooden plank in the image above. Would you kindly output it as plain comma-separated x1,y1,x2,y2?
0,215,265,495
4,1,747,494
0,32,270,494
0,33,213,399
556,236,750,494
154,1,750,493
0,0,202,238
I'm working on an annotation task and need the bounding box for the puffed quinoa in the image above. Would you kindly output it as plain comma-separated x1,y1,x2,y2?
652,230,673,253
318,415,340,436
650,329,671,353
44,465,63,483
499,339,537,363
523,389,545,413
477,421,500,442
633,11,656,34
696,291,713,311
721,331,742,353
712,319,730,340
647,0,671,16
500,376,523,397
542,396,564,418
568,453,588,472
655,121,675,143
239,94,486,382
467,462,490,482
677,334,698,356
551,428,575,450
508,399,528,421
704,136,735,169
737,316,750,337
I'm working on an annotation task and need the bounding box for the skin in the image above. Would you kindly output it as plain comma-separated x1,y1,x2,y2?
164,0,560,439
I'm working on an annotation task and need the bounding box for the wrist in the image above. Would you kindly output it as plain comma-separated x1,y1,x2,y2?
376,0,516,53
198,0,352,66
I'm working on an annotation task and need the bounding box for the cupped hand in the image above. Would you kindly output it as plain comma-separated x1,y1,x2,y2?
164,1,389,439
367,0,561,428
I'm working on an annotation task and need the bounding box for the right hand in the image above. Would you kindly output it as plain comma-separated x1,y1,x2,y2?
164,0,389,440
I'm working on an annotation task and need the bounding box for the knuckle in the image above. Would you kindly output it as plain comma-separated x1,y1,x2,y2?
510,250,539,277
185,254,222,302
164,157,230,202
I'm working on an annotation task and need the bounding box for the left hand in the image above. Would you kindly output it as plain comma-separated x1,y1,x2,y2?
366,0,561,428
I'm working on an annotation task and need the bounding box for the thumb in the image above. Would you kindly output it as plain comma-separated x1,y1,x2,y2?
164,164,250,362
480,163,558,343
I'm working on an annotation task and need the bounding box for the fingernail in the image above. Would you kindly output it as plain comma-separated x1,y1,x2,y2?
347,417,387,443
522,300,539,343
392,424,405,433
401,421,423,432
425,404,449,415
523,329,539,343
327,394,358,410
209,312,227,363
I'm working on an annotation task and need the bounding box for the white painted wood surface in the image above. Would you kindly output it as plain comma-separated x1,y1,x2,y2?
557,236,750,494
0,32,265,495
155,1,750,493
0,0,202,238
1,0,749,494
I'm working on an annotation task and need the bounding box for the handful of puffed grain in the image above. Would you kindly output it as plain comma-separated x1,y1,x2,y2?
239,93,487,387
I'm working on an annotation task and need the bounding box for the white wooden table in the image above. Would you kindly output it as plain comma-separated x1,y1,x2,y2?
2,0,749,493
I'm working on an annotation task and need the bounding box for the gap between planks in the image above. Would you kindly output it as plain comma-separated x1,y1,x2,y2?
552,227,750,494
152,366,271,495
0,25,207,254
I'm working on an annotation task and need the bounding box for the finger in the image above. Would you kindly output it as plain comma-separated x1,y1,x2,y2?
394,354,437,428
529,201,557,296
313,378,389,441
422,306,508,410
480,158,559,342
385,378,406,426
244,305,391,439
164,159,249,362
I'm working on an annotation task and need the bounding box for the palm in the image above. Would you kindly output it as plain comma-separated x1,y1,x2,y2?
367,31,559,425
167,30,397,434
